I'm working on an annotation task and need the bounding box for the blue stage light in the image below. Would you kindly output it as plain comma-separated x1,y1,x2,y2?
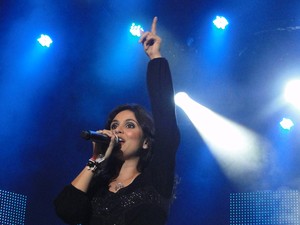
130,23,144,37
213,16,229,29
280,118,294,130
37,34,52,47
0,190,27,225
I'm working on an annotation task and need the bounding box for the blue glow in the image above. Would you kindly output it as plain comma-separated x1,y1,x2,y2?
130,23,144,37
280,118,294,130
37,34,52,47
213,16,229,29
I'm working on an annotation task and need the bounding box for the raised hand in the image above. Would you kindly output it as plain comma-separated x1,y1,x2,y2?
139,17,162,60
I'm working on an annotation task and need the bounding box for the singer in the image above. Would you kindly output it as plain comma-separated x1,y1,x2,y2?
54,17,180,225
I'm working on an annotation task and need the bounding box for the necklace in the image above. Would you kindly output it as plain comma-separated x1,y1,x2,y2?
113,173,140,192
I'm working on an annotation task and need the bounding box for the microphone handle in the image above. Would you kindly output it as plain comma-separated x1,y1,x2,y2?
81,130,110,143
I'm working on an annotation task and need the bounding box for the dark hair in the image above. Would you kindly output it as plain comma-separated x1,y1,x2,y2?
96,104,155,183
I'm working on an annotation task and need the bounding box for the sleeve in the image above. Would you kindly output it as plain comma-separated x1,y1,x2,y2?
146,57,180,199
54,185,91,224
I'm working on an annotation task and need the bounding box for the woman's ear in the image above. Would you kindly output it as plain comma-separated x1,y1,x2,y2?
142,139,149,149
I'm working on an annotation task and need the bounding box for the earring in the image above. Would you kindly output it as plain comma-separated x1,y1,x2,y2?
143,141,148,149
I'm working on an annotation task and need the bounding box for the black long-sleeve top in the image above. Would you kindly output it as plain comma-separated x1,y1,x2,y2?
54,58,180,225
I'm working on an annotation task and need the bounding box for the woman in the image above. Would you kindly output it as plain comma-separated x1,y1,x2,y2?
54,17,180,225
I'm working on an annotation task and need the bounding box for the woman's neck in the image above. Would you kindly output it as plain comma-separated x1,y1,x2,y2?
117,157,140,180
108,157,141,193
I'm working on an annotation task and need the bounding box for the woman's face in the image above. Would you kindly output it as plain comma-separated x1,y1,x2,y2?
110,110,148,159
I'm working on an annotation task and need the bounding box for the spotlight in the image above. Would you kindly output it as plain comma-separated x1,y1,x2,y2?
129,23,144,37
280,118,294,130
174,92,189,107
37,34,52,47
175,92,269,187
213,16,229,29
284,79,300,110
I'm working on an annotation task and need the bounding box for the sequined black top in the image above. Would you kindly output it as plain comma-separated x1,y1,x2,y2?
54,58,180,225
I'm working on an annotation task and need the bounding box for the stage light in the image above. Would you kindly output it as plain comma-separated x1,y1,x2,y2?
129,23,144,37
230,190,299,225
0,190,27,224
284,79,300,110
37,34,52,47
174,92,189,107
280,118,294,130
175,92,270,188
213,16,229,29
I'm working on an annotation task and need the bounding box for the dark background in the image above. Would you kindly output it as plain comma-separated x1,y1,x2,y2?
1,0,300,224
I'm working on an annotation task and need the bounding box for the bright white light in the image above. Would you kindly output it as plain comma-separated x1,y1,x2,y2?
174,92,189,107
213,16,229,29
175,92,272,188
130,23,144,37
284,79,300,110
37,34,52,47
280,118,294,130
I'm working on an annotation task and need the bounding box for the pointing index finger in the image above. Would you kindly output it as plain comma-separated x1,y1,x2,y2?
151,17,158,34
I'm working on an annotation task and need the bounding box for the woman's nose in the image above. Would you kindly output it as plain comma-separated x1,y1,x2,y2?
114,128,123,134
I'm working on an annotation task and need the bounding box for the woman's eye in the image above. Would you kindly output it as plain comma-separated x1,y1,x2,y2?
126,123,135,128
111,123,118,130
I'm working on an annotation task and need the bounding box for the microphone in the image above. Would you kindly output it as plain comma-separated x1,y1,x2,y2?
81,130,118,143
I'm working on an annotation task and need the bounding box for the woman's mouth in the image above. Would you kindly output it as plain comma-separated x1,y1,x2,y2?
117,137,125,144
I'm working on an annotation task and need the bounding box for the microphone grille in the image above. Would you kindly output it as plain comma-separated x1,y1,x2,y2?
80,130,90,140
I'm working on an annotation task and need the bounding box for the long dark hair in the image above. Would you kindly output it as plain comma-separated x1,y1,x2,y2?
94,104,155,183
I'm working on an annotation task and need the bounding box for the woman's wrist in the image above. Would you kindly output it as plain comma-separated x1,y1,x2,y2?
86,154,105,172
149,53,162,60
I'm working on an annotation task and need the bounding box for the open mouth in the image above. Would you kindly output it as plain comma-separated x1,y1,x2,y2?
116,137,125,144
